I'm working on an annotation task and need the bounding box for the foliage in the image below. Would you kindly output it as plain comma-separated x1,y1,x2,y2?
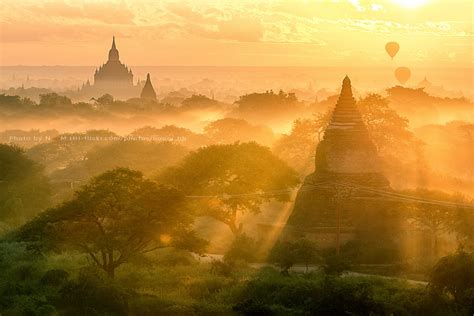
0,94,35,111
131,125,209,148
358,93,416,159
451,203,474,251
96,93,114,105
59,268,130,315
273,110,331,173
234,269,456,315
0,144,51,227
224,233,258,263
0,241,59,314
323,254,352,276
430,250,474,312
158,142,300,235
204,118,275,146
210,259,236,277
235,90,301,115
52,140,189,183
273,93,420,175
39,93,72,107
181,94,219,109
26,129,118,174
404,189,460,258
269,240,299,275
339,236,402,265
172,229,209,255
269,238,319,275
16,168,193,278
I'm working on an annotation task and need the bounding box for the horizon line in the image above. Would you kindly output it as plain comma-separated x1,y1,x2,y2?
1,64,473,70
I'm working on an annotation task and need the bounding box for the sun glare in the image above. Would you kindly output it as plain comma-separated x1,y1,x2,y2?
391,0,429,9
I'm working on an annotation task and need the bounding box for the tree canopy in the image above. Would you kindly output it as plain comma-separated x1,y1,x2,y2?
0,144,51,229
158,142,300,235
16,168,195,278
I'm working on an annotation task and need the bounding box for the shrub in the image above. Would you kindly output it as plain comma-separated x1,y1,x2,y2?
40,269,69,287
224,233,258,263
58,268,130,315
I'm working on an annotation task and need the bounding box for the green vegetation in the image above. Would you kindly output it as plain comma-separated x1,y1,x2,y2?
15,168,201,278
0,144,51,231
1,241,471,315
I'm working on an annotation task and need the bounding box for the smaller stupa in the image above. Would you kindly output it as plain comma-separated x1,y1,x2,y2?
140,73,157,100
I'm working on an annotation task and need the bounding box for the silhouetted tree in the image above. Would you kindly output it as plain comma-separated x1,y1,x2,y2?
204,118,275,146
430,250,474,312
158,143,299,235
406,189,456,258
17,168,192,278
39,93,72,107
0,144,51,227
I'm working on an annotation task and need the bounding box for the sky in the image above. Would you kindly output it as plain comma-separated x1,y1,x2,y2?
0,0,472,67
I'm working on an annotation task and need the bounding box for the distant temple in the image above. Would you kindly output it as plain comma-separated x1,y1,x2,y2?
140,73,157,100
277,76,392,246
81,37,153,101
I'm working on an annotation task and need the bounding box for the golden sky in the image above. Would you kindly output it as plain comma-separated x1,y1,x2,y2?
0,0,472,67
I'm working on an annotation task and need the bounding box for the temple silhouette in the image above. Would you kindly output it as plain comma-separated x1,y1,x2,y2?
140,73,157,100
81,37,156,101
267,76,394,247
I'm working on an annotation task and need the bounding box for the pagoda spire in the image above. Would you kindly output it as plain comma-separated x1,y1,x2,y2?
108,36,120,61
340,75,353,98
140,73,157,100
324,75,365,137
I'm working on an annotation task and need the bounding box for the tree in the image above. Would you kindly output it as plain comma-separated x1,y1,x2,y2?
358,93,417,159
235,90,300,114
131,125,208,148
269,238,319,275
204,118,275,146
232,90,305,124
0,144,51,226
269,240,297,275
224,233,258,263
452,211,474,251
430,250,474,310
181,94,219,109
273,110,331,173
17,168,192,278
26,130,118,174
39,93,72,107
406,189,456,258
294,237,319,273
95,94,114,105
57,141,189,182
0,94,35,112
158,143,300,235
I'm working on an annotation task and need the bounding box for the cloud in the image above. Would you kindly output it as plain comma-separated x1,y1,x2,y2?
217,16,264,42
20,1,135,25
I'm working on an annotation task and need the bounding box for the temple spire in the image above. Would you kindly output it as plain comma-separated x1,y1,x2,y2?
324,75,365,136
340,75,353,98
108,36,120,61
140,73,157,100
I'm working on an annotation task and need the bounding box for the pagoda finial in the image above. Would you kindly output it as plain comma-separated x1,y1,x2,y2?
340,75,353,97
108,36,119,61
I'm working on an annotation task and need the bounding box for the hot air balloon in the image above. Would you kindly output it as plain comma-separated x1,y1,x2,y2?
385,42,400,59
394,67,411,85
